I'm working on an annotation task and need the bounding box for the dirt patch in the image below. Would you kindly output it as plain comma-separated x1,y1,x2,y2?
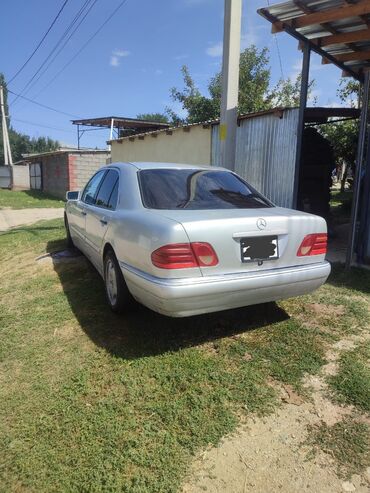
308,303,346,317
183,332,370,493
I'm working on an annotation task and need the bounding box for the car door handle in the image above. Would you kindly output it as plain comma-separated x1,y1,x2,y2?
100,219,108,225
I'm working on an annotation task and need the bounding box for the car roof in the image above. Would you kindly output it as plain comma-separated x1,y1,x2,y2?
110,161,228,171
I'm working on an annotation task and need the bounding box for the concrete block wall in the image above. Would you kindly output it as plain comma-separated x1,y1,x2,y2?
70,152,110,190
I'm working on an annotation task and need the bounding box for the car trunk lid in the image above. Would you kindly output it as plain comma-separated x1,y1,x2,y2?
149,207,327,276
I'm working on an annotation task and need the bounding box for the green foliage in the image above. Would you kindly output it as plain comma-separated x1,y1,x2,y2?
268,75,316,107
321,119,358,168
329,341,370,412
0,189,64,209
320,79,360,169
0,73,60,164
136,113,169,123
168,46,314,123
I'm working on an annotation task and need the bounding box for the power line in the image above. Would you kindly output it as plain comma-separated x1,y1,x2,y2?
7,89,80,118
10,0,97,106
33,0,129,98
8,0,70,85
22,0,98,99
11,117,75,133
266,0,284,79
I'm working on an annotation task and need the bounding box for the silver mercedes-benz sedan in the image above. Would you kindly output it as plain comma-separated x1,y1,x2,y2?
64,162,331,317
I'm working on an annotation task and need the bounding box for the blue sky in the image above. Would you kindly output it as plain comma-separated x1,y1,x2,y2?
0,0,346,149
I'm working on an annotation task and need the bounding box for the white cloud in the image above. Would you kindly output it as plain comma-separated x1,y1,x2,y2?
206,41,223,57
174,54,189,61
109,49,130,67
110,56,120,67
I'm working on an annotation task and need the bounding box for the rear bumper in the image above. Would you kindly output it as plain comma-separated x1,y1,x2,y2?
120,261,331,317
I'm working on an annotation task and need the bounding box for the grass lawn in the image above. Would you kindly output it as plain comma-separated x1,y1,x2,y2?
329,341,370,413
0,189,64,209
0,220,369,492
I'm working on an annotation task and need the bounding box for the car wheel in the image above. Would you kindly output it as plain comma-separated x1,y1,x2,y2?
64,214,74,248
104,249,133,313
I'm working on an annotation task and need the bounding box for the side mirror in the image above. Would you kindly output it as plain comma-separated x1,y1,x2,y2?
66,190,79,201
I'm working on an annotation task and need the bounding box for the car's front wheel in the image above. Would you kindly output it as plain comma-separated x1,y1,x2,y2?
104,249,133,313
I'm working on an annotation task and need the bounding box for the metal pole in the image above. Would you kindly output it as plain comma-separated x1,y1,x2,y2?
292,42,310,209
219,0,241,171
77,124,80,149
109,118,114,151
345,71,370,270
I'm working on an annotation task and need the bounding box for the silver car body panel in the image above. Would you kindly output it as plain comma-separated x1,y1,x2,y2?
65,162,331,317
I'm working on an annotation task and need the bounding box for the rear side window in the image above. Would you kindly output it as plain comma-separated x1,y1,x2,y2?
95,170,119,209
82,170,106,205
139,169,272,210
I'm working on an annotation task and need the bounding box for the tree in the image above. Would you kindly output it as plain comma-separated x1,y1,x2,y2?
267,75,316,107
320,79,360,191
0,73,59,164
136,113,169,123
168,46,313,123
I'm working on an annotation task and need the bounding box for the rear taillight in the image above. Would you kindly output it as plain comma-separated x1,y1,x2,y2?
151,242,218,269
297,233,327,256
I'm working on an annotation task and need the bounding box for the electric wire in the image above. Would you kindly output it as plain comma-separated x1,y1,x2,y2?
33,0,129,99
7,89,80,118
8,0,70,84
11,117,75,133
266,0,284,80
10,0,97,106
24,0,98,97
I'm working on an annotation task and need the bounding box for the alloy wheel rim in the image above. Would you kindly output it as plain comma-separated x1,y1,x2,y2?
106,259,118,305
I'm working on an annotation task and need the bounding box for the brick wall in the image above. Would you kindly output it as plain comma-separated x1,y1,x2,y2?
29,151,111,199
70,152,110,190
41,154,69,199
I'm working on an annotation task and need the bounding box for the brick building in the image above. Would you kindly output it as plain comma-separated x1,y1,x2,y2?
25,149,110,199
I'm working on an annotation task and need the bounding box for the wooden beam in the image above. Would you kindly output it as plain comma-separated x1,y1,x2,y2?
291,1,370,29
313,28,370,47
323,49,370,63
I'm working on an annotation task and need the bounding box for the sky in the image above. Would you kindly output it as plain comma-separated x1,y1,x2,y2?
0,0,347,149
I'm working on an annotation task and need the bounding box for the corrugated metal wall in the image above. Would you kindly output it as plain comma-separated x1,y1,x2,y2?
211,109,299,208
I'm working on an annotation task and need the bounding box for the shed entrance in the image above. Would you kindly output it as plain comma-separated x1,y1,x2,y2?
30,163,42,190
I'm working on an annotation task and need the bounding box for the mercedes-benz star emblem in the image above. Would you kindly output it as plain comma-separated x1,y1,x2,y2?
256,218,267,230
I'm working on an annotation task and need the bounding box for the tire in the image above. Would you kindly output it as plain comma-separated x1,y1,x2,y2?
64,213,74,248
104,249,134,313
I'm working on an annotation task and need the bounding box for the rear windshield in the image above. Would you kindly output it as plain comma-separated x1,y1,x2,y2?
138,169,273,210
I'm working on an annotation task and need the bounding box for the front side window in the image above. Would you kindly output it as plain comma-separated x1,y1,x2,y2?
139,169,273,210
95,170,119,209
81,170,106,205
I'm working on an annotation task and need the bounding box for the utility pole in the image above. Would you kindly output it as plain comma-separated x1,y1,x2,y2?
220,0,241,171
0,84,13,167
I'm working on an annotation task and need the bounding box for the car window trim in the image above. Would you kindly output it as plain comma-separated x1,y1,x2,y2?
92,168,120,211
81,169,108,206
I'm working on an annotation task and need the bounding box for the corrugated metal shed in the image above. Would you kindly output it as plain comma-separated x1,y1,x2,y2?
212,108,299,208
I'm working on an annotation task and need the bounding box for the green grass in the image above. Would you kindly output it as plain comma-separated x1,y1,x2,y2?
307,420,370,478
0,219,370,492
328,342,370,413
0,189,64,209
